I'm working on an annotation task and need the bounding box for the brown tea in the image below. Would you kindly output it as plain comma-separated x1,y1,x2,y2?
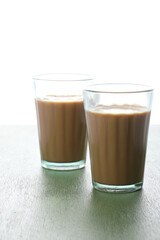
35,96,87,163
85,104,151,186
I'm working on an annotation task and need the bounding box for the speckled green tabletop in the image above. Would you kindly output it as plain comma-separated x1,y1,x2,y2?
0,126,160,240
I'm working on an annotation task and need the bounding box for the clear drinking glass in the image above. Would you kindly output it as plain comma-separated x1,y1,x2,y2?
33,73,93,170
83,83,153,193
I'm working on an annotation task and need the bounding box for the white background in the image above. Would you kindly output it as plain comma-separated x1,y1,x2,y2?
0,0,159,124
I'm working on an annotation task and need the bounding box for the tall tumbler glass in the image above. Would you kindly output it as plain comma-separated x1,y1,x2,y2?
33,73,93,170
83,83,153,193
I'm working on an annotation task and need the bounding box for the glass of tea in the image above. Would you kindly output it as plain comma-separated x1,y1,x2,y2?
33,73,93,170
83,83,153,193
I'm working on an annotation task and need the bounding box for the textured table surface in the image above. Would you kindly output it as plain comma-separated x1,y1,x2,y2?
0,125,160,240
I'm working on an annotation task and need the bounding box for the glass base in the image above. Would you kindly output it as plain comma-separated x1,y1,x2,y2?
41,159,85,171
93,181,143,193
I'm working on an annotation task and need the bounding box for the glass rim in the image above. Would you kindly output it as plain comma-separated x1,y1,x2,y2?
83,83,154,94
32,73,93,82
